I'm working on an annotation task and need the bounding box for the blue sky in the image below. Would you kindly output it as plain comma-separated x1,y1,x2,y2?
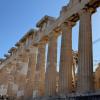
0,0,68,57
0,0,100,70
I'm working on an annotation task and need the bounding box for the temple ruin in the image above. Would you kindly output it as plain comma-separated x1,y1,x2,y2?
0,0,100,100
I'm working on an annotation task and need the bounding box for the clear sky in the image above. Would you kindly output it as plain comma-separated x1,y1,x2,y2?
0,0,100,70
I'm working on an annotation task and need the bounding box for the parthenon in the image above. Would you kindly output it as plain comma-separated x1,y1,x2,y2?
0,0,100,100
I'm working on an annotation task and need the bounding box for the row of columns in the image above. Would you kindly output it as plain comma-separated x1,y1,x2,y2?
1,8,94,99
44,9,94,96
7,53,29,100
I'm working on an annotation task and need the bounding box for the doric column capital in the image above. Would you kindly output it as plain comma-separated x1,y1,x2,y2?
49,31,58,41
61,21,75,29
37,42,46,49
79,7,96,16
29,46,38,55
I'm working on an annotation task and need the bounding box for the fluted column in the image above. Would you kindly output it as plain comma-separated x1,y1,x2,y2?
45,33,57,96
24,47,37,100
77,9,94,93
59,22,73,95
15,54,29,100
7,78,14,98
7,63,16,98
35,42,46,97
10,62,18,98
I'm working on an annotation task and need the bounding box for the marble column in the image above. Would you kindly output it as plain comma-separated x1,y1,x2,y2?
7,80,14,98
7,63,15,98
77,9,94,93
10,62,18,99
35,43,46,97
45,33,57,96
15,53,29,100
59,21,73,95
24,47,37,100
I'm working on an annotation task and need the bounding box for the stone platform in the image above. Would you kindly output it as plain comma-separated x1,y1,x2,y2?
32,94,100,100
